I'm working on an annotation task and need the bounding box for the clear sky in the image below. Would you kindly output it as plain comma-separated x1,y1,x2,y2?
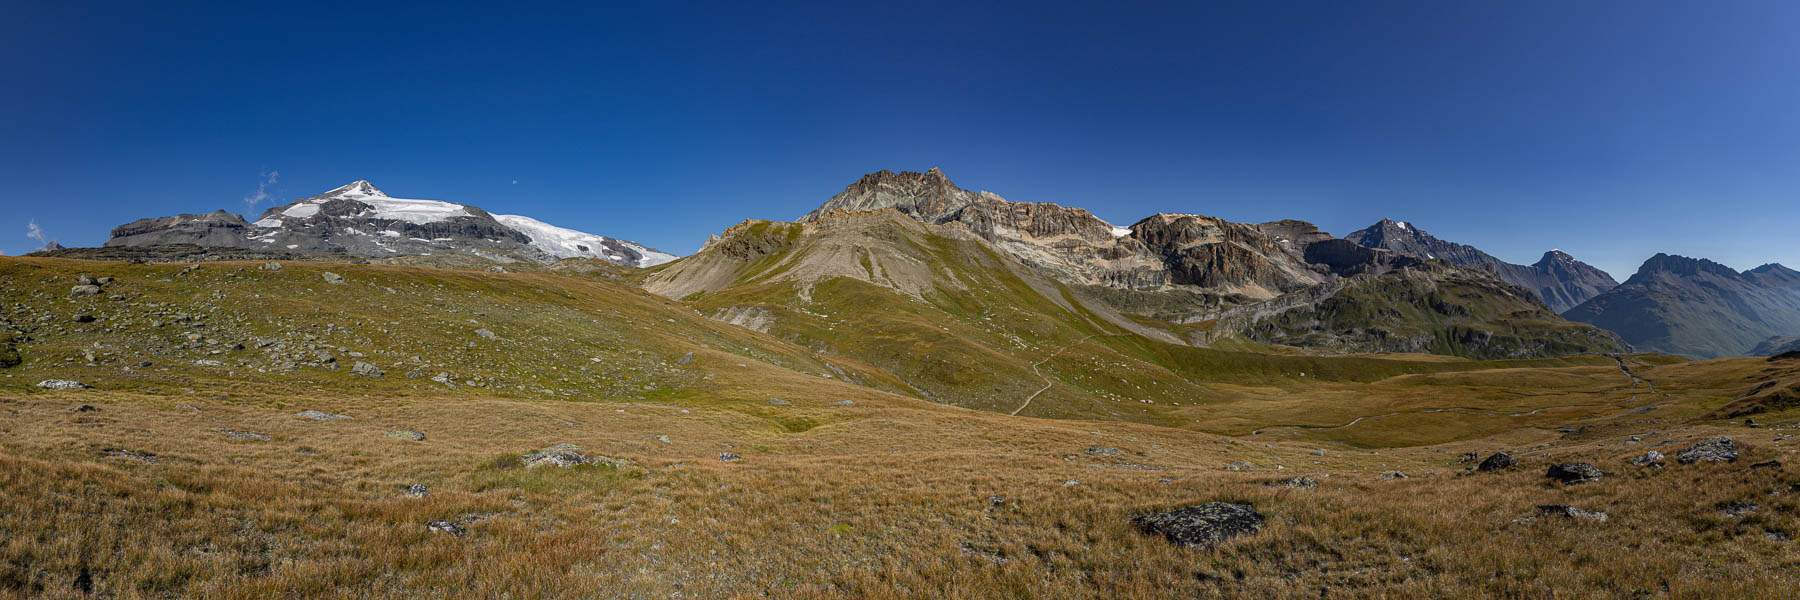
3,1,1797,280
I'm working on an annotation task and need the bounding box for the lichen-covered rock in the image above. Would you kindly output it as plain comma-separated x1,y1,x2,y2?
1086,447,1122,457
1266,477,1318,489
426,521,465,536
37,380,90,390
350,361,384,377
295,410,351,420
1676,437,1738,464
1477,451,1517,471
385,430,426,442
1547,463,1604,484
1133,502,1264,548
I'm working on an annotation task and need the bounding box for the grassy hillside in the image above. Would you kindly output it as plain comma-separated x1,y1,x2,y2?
4,255,1796,598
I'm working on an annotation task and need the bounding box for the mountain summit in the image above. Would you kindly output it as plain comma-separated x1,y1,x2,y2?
1564,254,1800,358
105,181,676,267
1345,219,1617,313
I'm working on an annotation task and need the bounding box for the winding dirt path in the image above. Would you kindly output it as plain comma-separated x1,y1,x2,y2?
1009,334,1105,416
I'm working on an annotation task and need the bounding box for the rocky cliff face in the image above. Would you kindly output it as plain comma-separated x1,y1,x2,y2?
1345,219,1617,313
1563,254,1800,358
102,180,676,267
800,169,1325,300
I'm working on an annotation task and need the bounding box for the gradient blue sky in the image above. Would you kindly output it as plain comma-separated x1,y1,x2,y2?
3,1,1797,280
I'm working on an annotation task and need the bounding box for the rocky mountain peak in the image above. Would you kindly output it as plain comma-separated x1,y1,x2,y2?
1633,253,1740,279
312,180,387,199
799,167,979,223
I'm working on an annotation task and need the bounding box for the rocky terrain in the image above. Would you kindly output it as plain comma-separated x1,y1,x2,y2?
1346,218,1619,313
1565,253,1800,358
103,180,676,267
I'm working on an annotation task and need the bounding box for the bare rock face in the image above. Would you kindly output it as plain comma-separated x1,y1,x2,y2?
106,210,254,248
798,168,976,224
1346,219,1618,313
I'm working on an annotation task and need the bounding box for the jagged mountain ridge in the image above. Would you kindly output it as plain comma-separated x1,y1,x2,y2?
1345,218,1617,313
1563,253,1800,359
104,180,676,267
799,168,1326,302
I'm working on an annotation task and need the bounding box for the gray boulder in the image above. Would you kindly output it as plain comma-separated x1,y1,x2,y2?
37,379,90,390
1526,504,1608,523
1086,447,1123,457
322,272,345,285
719,452,742,462
70,285,101,296
405,484,430,498
1547,463,1604,484
1133,502,1264,548
830,400,855,407
385,430,426,442
350,361,384,377
295,409,352,420
426,521,465,536
1631,450,1665,466
1477,451,1517,471
1676,437,1738,464
1266,477,1318,489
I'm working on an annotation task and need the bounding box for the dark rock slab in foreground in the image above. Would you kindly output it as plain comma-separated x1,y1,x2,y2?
1133,502,1263,548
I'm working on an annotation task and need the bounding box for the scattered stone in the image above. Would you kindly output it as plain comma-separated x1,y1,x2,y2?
102,448,157,464
350,361,384,377
1631,450,1665,466
1224,461,1254,471
68,404,99,413
1133,502,1264,548
652,434,671,444
261,261,282,272
1721,502,1758,517
1380,472,1409,480
830,400,855,407
426,521,465,536
719,452,741,462
295,410,352,420
405,484,430,498
37,379,90,390
385,430,426,442
71,313,95,323
1547,463,1604,484
194,359,223,367
1746,418,1761,428
1751,460,1782,470
219,430,269,440
1086,447,1122,457
70,285,101,296
321,272,345,285
675,352,694,365
475,329,496,340
1519,504,1609,523
1477,451,1517,472
768,397,790,405
1060,479,1081,486
77,275,98,286
1266,476,1318,489
1676,437,1738,464
1767,530,1792,542
95,276,112,285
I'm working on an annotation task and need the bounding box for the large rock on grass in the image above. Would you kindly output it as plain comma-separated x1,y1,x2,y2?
1676,437,1738,464
1132,502,1264,548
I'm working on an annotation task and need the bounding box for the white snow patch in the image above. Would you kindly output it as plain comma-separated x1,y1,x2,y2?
494,213,677,267
253,218,283,228
1396,221,1410,230
379,230,402,237
1110,226,1132,237
282,204,320,219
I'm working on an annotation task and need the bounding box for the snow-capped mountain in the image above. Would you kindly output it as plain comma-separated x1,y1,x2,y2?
106,180,677,267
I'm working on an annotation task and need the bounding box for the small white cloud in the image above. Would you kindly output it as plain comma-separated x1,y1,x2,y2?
243,170,281,212
511,179,518,185
26,219,55,250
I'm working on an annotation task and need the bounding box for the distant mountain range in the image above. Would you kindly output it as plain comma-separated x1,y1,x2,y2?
103,180,675,267
1345,219,1618,313
1564,254,1800,359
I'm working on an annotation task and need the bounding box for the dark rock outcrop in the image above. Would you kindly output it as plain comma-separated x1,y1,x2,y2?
1675,437,1738,464
1546,462,1604,484
1476,452,1517,471
1133,502,1264,548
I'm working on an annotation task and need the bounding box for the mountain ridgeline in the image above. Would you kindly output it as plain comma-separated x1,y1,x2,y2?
102,180,676,267
1564,254,1800,359
632,168,1632,417
1345,219,1619,313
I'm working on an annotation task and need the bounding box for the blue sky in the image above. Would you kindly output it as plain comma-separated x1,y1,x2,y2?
3,1,1796,280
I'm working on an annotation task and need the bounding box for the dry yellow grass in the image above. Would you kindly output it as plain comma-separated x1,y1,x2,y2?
5,256,1798,598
